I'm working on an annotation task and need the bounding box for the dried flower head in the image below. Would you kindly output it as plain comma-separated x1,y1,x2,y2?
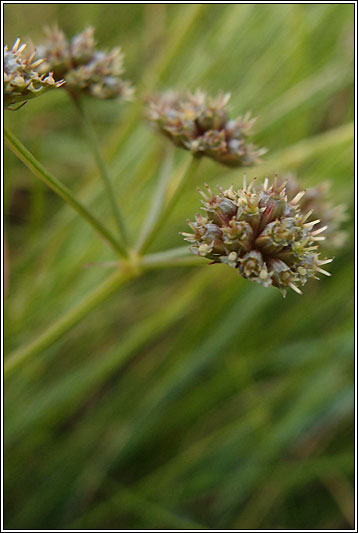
182,176,333,296
4,37,64,110
281,175,347,249
147,90,266,167
35,25,134,100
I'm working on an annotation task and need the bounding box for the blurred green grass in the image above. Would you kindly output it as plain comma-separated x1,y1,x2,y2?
4,4,354,530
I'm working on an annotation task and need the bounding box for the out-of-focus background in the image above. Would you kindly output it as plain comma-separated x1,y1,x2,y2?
4,4,354,530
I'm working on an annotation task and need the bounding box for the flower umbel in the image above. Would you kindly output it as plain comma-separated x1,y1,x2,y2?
147,90,266,167
35,26,134,100
4,37,64,110
182,176,333,296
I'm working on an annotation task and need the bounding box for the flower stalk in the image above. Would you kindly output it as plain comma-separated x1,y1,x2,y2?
4,245,204,377
70,93,129,247
4,267,132,377
135,146,174,252
137,156,201,253
4,127,128,257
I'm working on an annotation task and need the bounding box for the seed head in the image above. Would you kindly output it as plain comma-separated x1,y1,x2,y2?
35,26,134,100
4,37,65,110
182,176,334,296
147,90,266,167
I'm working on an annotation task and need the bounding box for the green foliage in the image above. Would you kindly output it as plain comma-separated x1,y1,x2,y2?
4,4,354,529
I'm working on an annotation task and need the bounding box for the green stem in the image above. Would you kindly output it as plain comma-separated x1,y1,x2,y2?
4,127,127,258
4,267,133,377
4,246,205,378
143,246,208,269
135,147,175,251
71,94,128,246
137,156,201,254
85,247,207,270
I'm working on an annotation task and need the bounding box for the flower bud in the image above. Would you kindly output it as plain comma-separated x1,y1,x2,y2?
267,258,299,296
239,251,272,288
222,220,254,252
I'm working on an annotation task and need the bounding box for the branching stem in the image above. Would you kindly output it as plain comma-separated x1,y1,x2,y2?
4,127,127,257
4,246,206,377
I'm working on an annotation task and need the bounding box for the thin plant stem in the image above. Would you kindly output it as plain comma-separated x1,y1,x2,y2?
137,156,201,254
4,267,133,378
84,246,206,269
135,146,175,251
70,94,128,246
4,127,128,258
143,246,207,269
106,99,143,160
4,246,206,378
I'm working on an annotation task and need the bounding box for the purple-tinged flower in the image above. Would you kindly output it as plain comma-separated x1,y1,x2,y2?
147,90,266,167
35,26,133,101
182,176,333,296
